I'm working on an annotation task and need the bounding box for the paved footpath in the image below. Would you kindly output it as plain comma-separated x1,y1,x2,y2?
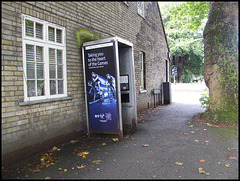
3,83,238,179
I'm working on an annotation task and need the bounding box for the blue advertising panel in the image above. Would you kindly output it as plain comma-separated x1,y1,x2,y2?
83,42,119,132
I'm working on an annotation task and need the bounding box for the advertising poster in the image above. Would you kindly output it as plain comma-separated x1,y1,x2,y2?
84,42,119,132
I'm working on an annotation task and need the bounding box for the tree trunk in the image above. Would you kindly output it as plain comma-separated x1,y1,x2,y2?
203,2,238,125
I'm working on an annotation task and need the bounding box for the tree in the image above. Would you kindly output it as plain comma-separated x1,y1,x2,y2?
203,2,238,125
160,2,208,82
169,1,210,31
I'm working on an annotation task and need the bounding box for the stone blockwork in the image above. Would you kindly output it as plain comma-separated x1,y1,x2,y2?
1,1,169,164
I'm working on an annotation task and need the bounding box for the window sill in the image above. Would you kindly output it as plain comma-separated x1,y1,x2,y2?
19,96,72,106
139,89,148,94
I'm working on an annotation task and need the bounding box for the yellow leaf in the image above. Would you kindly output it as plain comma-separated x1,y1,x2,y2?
204,140,209,143
45,177,50,180
102,143,107,146
189,125,194,128
175,162,183,166
58,168,62,170
81,151,89,155
194,140,199,142
225,163,231,167
198,167,205,174
112,138,118,142
52,146,58,151
82,155,87,159
142,144,149,147
206,123,212,126
64,169,67,172
77,164,86,169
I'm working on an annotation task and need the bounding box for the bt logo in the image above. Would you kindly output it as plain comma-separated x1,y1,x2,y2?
95,113,112,121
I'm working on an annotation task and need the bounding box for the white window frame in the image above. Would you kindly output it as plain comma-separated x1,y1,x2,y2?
22,14,67,102
139,51,146,90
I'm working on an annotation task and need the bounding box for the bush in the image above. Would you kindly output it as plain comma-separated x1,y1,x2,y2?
199,91,209,109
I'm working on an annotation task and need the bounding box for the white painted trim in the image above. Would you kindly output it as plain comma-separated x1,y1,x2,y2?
22,14,67,102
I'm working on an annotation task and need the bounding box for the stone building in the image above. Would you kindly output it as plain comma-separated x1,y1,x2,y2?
1,1,170,164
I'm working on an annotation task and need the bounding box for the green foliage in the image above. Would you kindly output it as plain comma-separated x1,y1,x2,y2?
75,29,100,49
199,91,209,109
160,2,207,81
169,2,210,32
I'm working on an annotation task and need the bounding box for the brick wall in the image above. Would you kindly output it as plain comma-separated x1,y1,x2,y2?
1,1,169,163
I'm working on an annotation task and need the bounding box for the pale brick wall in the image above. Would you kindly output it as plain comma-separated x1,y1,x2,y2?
1,1,169,163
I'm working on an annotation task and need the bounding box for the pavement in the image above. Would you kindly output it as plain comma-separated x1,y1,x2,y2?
2,82,239,179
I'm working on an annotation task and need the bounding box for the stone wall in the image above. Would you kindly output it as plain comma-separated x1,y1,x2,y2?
1,1,169,163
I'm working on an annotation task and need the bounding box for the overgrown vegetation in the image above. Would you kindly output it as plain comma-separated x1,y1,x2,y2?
75,29,100,49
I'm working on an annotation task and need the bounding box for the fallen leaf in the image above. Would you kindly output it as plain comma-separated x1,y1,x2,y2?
81,151,89,155
77,164,86,169
227,147,237,151
227,155,237,160
52,146,58,151
91,160,102,164
206,123,212,127
204,140,209,143
194,140,199,142
198,167,205,174
204,129,207,131
58,168,62,170
225,163,231,168
32,169,40,173
112,138,118,142
45,177,50,180
70,140,78,144
189,125,194,128
64,169,67,172
205,172,210,176
142,144,149,147
102,143,107,146
175,162,183,166
190,131,195,134
199,160,206,164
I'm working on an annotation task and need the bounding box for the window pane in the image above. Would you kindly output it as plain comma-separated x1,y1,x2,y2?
37,80,45,96
50,80,56,95
27,80,36,97
48,26,55,41
49,48,55,63
58,80,63,94
26,44,34,62
36,46,43,62
27,62,35,79
57,65,63,79
37,63,44,79
57,50,62,64
36,23,43,39
56,29,62,43
49,64,56,79
25,19,34,37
